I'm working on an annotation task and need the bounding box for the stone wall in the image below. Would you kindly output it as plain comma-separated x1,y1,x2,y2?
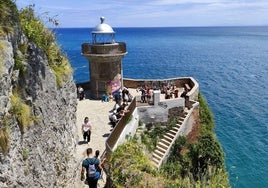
123,77,199,101
0,17,78,188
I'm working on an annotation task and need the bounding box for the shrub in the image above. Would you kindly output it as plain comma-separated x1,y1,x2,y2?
19,5,72,86
110,141,156,187
198,92,214,132
0,0,19,36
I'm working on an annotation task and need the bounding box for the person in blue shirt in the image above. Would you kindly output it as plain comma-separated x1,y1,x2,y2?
81,148,102,188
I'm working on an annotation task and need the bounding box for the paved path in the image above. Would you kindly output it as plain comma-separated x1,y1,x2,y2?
73,89,140,187
74,99,115,188
72,88,170,187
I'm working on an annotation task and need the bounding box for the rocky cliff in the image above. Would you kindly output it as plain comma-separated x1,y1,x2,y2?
0,1,78,187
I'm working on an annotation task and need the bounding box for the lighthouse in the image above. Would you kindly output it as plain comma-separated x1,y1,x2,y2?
82,17,127,99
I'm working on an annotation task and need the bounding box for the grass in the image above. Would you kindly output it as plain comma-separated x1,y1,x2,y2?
9,92,34,132
22,148,29,161
0,127,10,155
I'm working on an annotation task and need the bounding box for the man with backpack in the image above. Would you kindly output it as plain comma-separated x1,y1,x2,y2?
81,148,102,188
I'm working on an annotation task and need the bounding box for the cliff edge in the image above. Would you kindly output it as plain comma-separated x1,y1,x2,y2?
0,1,78,187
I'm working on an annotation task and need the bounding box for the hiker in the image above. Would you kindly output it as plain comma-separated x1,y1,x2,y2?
82,117,92,144
81,148,102,188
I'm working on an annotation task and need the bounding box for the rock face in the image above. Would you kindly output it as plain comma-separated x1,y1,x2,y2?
0,13,78,188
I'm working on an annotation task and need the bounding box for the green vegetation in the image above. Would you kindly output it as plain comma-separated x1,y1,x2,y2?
0,114,14,155
9,92,34,132
199,92,214,132
109,92,230,187
160,93,228,186
141,118,179,152
0,41,4,75
0,0,18,36
18,5,72,86
14,52,26,75
110,140,161,187
0,127,10,155
22,148,29,161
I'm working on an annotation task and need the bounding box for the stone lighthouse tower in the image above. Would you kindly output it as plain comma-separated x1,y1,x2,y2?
81,17,127,99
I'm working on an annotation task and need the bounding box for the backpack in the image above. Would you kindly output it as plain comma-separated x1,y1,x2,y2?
87,159,97,178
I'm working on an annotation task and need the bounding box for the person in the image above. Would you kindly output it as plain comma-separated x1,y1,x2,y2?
116,103,128,113
122,87,133,103
82,117,92,144
180,88,188,98
94,150,106,179
139,87,146,103
146,87,151,102
78,85,85,100
101,93,109,102
116,110,125,120
81,148,102,188
109,111,119,128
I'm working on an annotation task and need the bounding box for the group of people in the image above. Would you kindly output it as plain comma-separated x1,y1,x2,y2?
107,87,132,128
81,148,106,188
109,100,129,128
137,85,152,103
81,117,105,188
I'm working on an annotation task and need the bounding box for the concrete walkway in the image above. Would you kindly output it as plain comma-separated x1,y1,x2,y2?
74,99,115,188
73,89,140,187
72,88,174,187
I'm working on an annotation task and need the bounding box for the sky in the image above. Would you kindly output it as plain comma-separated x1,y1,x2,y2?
15,0,268,28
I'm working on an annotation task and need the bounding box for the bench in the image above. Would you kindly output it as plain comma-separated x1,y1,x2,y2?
184,83,191,91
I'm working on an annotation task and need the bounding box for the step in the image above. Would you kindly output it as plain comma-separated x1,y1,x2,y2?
154,149,165,157
169,129,177,135
166,132,175,138
174,124,181,128
152,153,162,161
152,158,160,167
172,126,180,132
156,145,166,153
158,141,169,150
163,135,173,142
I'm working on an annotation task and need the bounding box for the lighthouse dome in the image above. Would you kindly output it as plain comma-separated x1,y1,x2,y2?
92,17,115,34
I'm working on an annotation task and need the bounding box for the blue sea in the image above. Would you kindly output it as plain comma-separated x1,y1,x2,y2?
54,27,268,188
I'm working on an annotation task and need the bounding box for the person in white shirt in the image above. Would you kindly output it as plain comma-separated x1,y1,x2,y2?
82,117,92,144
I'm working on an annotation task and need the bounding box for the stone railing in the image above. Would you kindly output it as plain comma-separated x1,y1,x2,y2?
105,97,136,159
123,77,199,101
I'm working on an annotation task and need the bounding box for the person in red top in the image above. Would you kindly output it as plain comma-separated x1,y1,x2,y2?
82,117,92,144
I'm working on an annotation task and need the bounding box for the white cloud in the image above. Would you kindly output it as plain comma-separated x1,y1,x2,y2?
15,0,268,27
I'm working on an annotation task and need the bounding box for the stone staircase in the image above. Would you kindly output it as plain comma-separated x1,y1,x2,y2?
151,110,188,169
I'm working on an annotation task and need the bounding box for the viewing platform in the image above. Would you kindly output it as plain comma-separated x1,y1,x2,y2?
74,77,199,187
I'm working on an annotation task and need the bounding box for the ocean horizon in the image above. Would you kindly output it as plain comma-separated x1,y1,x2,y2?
55,26,268,188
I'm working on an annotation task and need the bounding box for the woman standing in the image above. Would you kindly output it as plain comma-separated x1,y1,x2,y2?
82,117,92,144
